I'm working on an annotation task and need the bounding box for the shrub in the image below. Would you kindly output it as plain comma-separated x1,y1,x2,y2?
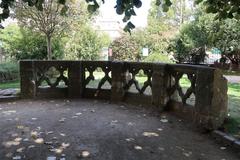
0,62,19,82
143,53,173,63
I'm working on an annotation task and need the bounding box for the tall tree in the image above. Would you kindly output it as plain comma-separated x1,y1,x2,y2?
170,5,240,64
13,0,87,60
0,24,64,60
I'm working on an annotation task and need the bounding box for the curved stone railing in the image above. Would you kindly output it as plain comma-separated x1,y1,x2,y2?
20,60,228,130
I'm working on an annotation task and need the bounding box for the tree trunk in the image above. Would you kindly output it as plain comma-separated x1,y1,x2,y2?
46,35,52,60
180,0,185,24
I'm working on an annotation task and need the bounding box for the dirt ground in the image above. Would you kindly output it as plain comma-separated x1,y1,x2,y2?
0,99,239,160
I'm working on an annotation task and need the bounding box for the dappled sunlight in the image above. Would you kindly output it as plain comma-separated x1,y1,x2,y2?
2,110,16,115
142,132,159,137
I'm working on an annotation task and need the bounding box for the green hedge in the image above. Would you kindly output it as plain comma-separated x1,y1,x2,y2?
0,62,19,83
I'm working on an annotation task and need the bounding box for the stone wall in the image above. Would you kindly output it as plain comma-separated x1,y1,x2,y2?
20,60,228,130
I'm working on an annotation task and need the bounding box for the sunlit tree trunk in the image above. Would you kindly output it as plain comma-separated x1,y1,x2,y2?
46,34,52,60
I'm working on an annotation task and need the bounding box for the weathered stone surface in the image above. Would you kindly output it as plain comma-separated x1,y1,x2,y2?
233,141,240,151
152,64,169,110
111,61,126,102
0,89,18,96
212,130,227,141
19,60,228,130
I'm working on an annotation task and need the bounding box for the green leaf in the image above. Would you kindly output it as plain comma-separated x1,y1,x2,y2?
130,9,136,16
127,22,135,29
123,15,131,22
36,0,44,11
123,25,130,33
58,0,66,5
87,5,97,13
155,0,161,6
60,5,68,16
162,4,169,12
194,0,203,4
164,0,172,7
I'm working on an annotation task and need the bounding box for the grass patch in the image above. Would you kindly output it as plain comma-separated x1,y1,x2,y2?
226,82,240,136
0,80,20,89
223,70,240,76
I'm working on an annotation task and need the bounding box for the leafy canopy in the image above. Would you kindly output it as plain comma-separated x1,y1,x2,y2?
1,0,240,32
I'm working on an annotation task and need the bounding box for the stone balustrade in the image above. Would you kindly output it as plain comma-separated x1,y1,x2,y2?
20,60,228,130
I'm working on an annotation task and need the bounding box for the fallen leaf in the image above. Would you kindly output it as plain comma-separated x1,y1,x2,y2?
52,137,58,140
142,132,159,137
59,118,66,123
47,131,54,135
14,137,22,142
60,133,66,137
17,125,24,129
125,138,135,142
127,122,134,126
12,155,21,160
158,147,165,151
61,142,70,149
160,119,168,123
220,147,227,150
28,145,35,149
119,105,125,108
81,151,90,157
16,147,25,153
5,152,13,158
47,156,57,160
183,152,191,157
134,145,142,150
55,148,63,154
34,138,44,144
3,141,20,147
31,131,38,139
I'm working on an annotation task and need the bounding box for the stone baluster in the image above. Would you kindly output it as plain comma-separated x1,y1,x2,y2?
68,61,82,98
152,63,170,110
20,61,36,98
195,68,228,130
111,61,126,102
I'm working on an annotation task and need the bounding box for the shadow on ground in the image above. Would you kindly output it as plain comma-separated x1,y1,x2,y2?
0,99,239,160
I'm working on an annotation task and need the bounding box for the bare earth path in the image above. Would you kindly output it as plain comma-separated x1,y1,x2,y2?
0,99,239,160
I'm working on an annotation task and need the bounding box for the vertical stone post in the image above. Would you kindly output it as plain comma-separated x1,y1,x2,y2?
20,61,36,98
152,64,169,110
195,68,228,130
68,61,82,98
111,61,126,102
